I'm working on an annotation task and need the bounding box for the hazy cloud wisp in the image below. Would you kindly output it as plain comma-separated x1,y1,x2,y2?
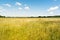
47,6,59,14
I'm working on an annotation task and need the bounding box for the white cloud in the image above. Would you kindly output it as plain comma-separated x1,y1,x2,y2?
47,6,59,14
16,2,22,6
0,7,5,12
24,6,30,10
0,7,7,16
0,9,3,12
4,4,11,7
48,6,59,12
0,6,3,10
49,12,54,14
18,7,22,10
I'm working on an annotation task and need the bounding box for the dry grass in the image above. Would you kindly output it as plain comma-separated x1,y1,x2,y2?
0,18,60,40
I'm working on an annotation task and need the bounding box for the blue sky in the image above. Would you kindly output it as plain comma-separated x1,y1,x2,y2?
0,0,60,16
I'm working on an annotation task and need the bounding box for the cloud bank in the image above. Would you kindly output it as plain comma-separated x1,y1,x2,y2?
47,6,59,14
48,6,59,12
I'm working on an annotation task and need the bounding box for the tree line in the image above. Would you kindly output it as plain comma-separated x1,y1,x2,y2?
0,15,5,18
0,15,60,18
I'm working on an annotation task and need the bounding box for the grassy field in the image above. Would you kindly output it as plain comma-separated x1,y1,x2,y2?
0,18,60,40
